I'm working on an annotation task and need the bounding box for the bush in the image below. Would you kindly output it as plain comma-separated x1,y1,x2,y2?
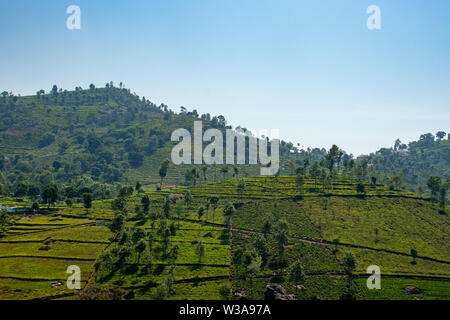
219,284,231,300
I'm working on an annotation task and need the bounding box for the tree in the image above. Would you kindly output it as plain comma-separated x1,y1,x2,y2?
325,144,343,173
168,244,179,264
262,218,272,239
223,203,235,227
223,203,235,217
274,219,289,264
0,209,10,228
410,248,418,264
158,159,170,189
201,166,208,183
309,162,321,189
135,239,147,264
356,182,365,194
83,192,93,209
94,250,114,279
288,159,296,176
289,260,305,298
51,85,58,96
42,184,59,206
232,166,239,179
219,284,230,300
236,179,245,193
391,172,403,190
14,182,29,197
111,196,127,213
394,138,402,151
343,252,356,274
128,152,144,168
141,195,150,214
197,206,205,221
163,199,171,219
147,232,154,254
135,181,141,192
195,240,205,262
184,190,193,207
186,167,199,185
119,186,134,198
436,131,446,140
154,277,171,300
131,227,147,244
246,254,262,297
332,238,340,254
295,175,305,193
221,166,229,180
374,228,379,243
252,234,269,264
209,197,219,224
31,202,40,212
108,213,125,236
427,176,442,197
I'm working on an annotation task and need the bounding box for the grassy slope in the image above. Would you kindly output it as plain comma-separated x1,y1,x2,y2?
0,176,448,300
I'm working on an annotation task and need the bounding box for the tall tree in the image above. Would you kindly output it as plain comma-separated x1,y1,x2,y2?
141,195,150,214
325,144,343,173
83,192,93,209
158,159,170,189
427,176,441,197
42,184,59,207
201,166,208,183
135,239,147,264
195,240,205,263
436,131,446,140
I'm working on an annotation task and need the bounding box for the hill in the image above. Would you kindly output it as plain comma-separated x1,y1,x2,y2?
0,175,448,300
365,135,449,193
1,85,448,203
0,85,305,199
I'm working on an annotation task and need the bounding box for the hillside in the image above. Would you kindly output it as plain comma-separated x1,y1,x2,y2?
366,135,449,193
0,85,302,198
0,176,448,300
1,86,448,203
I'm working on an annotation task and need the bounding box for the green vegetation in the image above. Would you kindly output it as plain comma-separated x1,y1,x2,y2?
0,86,448,300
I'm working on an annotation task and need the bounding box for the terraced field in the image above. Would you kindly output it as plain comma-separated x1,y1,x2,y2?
0,176,449,300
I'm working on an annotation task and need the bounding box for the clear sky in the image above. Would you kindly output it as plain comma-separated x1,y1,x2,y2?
1,0,449,155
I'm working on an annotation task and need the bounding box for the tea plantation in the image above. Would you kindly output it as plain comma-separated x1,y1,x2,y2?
0,176,448,300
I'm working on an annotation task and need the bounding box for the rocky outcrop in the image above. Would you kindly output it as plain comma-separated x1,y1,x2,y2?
265,283,291,300
405,286,422,295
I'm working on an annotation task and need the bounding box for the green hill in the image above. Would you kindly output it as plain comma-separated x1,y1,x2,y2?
1,85,447,203
0,85,448,300
366,135,449,193
0,85,303,198
0,175,448,300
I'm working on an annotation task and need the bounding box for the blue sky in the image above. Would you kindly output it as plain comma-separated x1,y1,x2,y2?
1,0,449,155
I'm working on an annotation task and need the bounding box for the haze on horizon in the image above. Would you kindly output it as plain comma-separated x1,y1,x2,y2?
0,0,449,156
